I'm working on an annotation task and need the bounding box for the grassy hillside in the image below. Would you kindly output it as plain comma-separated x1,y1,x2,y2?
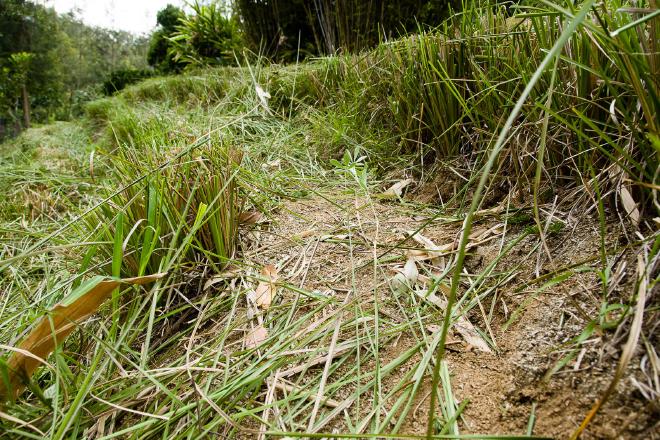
0,1,657,438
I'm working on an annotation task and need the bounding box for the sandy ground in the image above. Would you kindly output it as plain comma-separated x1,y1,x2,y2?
234,186,658,439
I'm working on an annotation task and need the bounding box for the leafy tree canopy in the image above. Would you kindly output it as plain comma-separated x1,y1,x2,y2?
148,4,186,73
0,0,148,136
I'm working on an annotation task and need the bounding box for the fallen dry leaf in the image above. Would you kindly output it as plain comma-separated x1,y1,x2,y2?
0,273,166,401
89,150,95,180
469,224,504,242
203,266,242,290
255,265,279,310
407,231,452,261
382,178,413,199
453,319,492,353
255,84,271,111
293,229,316,240
402,258,419,284
245,325,268,349
609,164,640,227
390,258,419,293
262,159,281,170
239,211,263,225
425,325,461,345
406,225,502,263
320,234,349,242
414,289,492,353
619,186,640,226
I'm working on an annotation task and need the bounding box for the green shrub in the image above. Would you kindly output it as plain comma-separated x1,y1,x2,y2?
66,85,102,118
147,4,186,73
84,97,125,124
121,73,228,105
282,0,657,207
267,59,342,114
169,1,242,67
102,68,154,95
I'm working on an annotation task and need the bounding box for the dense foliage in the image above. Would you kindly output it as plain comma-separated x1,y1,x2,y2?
169,1,242,66
147,4,186,73
0,0,658,438
102,69,154,96
235,0,458,60
0,0,148,138
0,0,476,138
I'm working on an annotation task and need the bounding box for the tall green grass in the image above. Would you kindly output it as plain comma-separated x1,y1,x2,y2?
292,0,658,212
81,139,243,277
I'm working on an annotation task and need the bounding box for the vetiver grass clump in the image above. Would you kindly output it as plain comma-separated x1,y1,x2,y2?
282,0,658,215
82,138,243,278
121,72,229,106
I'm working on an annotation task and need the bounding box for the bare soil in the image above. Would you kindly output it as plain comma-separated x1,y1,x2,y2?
231,187,657,439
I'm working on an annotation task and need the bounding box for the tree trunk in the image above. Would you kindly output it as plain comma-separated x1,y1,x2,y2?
21,84,30,129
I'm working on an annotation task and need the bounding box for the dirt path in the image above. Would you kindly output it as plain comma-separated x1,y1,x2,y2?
235,188,656,439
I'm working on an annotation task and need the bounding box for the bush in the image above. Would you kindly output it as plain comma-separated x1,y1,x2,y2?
121,74,228,105
84,97,124,123
279,0,658,211
235,0,458,61
169,1,242,67
147,4,186,73
84,140,243,277
102,69,153,95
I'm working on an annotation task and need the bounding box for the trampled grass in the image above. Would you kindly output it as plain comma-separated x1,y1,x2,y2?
0,0,657,438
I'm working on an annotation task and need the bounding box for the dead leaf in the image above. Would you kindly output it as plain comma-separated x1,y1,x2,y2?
255,265,279,310
414,289,492,353
0,409,45,436
85,412,111,439
425,325,461,345
262,159,281,170
609,164,640,227
0,273,166,401
453,320,492,353
382,178,413,199
469,224,503,242
239,211,263,225
203,266,242,290
415,288,448,309
406,226,502,263
619,186,640,226
246,288,258,320
391,258,419,293
402,258,418,284
89,150,95,180
255,84,271,111
245,325,268,348
293,229,316,240
407,231,452,261
320,234,349,242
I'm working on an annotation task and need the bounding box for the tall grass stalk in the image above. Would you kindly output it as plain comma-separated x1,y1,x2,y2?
426,0,597,436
